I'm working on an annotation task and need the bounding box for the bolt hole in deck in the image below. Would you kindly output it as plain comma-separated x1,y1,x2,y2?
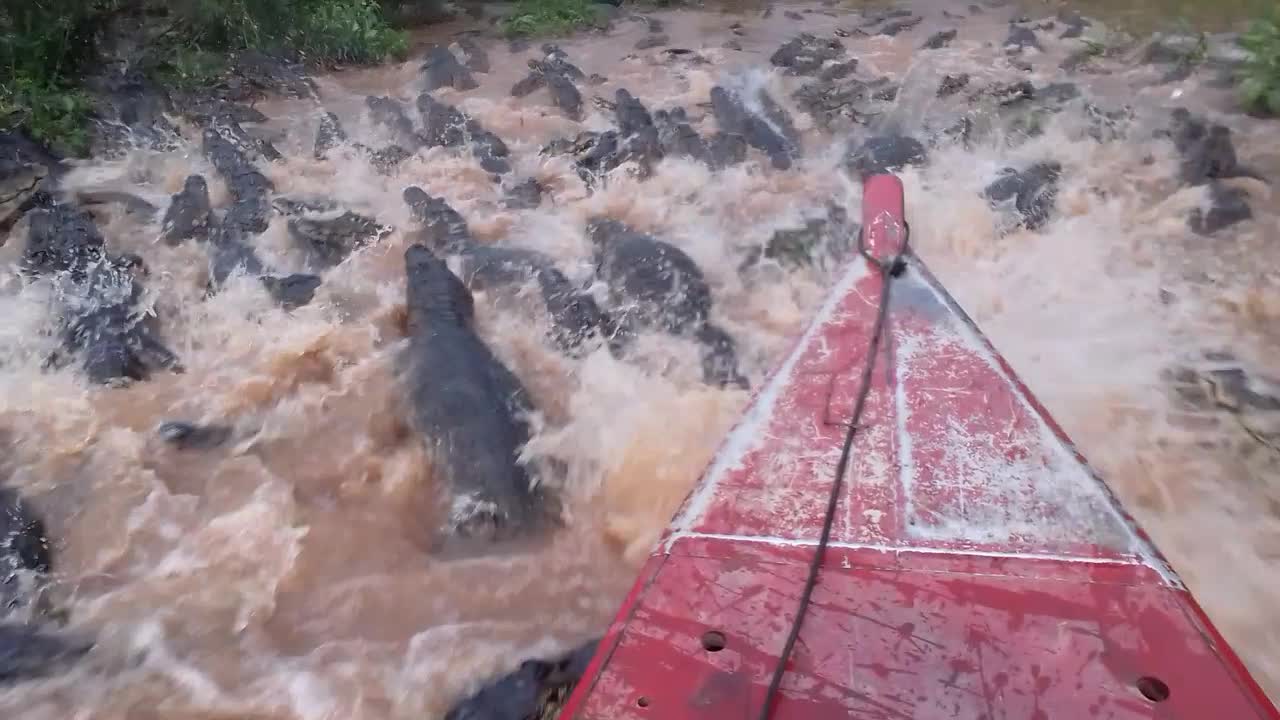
1137,676,1171,702
700,630,727,652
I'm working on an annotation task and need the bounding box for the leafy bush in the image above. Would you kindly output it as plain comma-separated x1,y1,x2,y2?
0,0,408,154
167,0,408,63
0,0,105,154
501,0,599,37
1239,9,1280,116
0,77,93,155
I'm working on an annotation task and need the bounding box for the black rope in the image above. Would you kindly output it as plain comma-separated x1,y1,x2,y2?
756,221,908,720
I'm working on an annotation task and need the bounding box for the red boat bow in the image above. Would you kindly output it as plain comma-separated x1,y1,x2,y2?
560,175,1280,719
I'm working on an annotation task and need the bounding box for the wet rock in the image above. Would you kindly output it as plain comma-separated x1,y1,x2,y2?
75,191,156,220
820,59,859,81
872,81,900,102
588,219,711,334
314,112,347,159
260,273,322,310
1189,182,1252,235
180,97,268,127
695,324,749,390
422,46,479,92
157,421,233,450
402,245,554,544
458,245,614,355
0,164,48,236
1160,63,1195,85
1082,102,1133,142
614,89,664,174
1,132,61,234
288,211,393,268
84,69,181,156
710,87,796,170
1058,9,1090,39
793,80,867,130
23,203,107,279
756,90,801,148
454,37,491,74
207,115,282,163
844,135,927,176
770,34,847,76
544,71,584,121
1040,82,1081,103
986,80,1036,106
649,114,700,165
983,161,1062,230
636,34,669,50
536,46,587,81
273,195,339,217
860,8,914,26
362,144,413,175
1143,33,1204,65
0,486,91,683
968,4,983,13
880,16,923,37
938,74,971,97
923,29,957,49
707,132,748,169
542,130,623,186
201,125,275,234
445,640,599,720
503,178,544,210
1005,25,1042,52
510,72,546,98
588,219,746,388
0,486,51,608
224,193,275,237
1060,48,1097,73
784,10,804,20
404,187,474,253
1169,109,1245,186
161,175,213,245
28,205,181,383
416,94,512,173
366,96,419,147
0,623,91,684
207,229,266,283
417,93,469,147
756,205,854,269
229,49,318,99
516,51,585,119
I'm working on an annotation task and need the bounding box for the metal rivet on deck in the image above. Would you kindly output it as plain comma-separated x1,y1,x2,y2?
701,630,727,652
1136,676,1171,702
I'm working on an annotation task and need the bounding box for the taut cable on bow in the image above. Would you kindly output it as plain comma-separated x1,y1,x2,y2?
756,211,909,720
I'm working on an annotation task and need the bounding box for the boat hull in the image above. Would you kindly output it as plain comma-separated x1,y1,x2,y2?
559,175,1280,719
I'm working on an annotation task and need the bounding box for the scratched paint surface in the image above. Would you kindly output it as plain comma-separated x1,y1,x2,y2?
560,177,1279,720
573,542,1273,720
668,253,1149,561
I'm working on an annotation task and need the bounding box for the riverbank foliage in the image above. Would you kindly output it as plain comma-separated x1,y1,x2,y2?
501,0,601,37
1,0,413,155
1239,8,1280,116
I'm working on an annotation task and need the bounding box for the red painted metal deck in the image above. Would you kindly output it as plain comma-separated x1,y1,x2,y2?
559,176,1280,719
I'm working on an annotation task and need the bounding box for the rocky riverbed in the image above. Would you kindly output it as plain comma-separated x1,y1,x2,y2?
1,1,1278,717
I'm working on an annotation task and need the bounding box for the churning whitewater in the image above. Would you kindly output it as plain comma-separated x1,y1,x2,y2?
0,1,1278,717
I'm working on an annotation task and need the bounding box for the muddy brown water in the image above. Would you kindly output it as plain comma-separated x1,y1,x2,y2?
1,1,1278,717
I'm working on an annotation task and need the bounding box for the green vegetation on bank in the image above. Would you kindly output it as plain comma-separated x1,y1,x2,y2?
1239,8,1280,116
500,0,601,38
1,0,412,155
